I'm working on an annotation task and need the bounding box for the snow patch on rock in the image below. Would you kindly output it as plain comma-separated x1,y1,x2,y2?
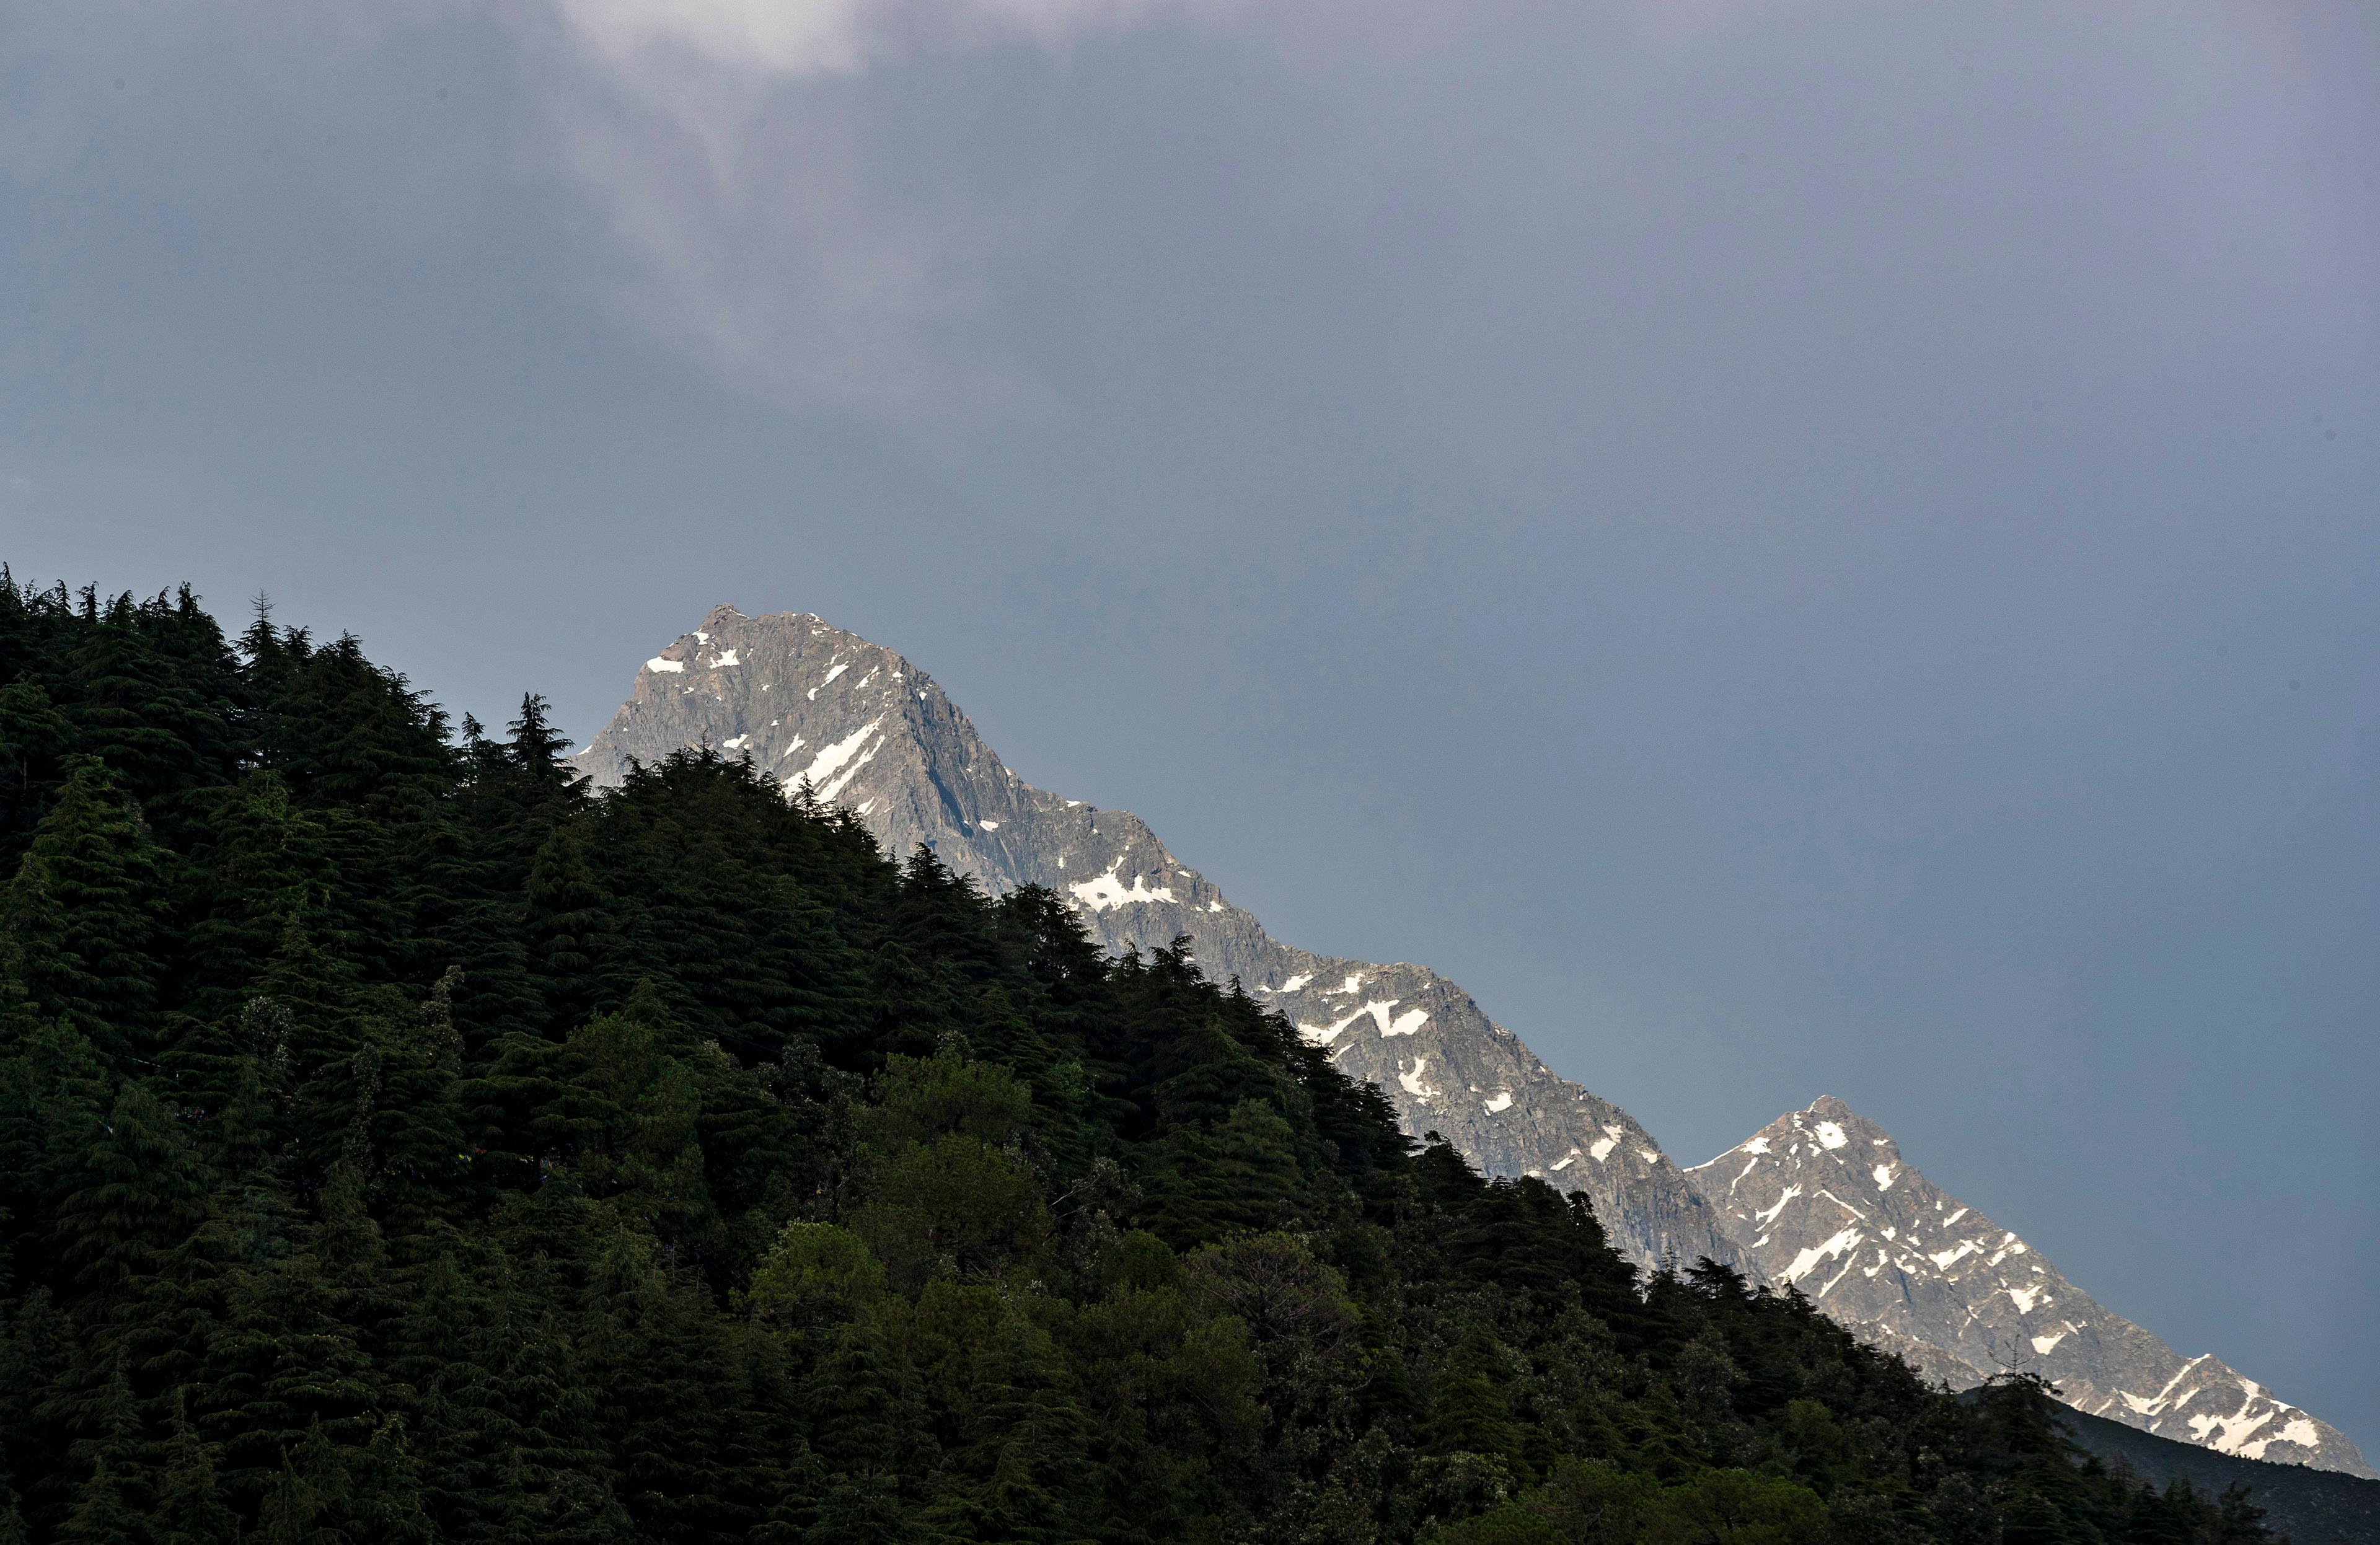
1069,862,1177,913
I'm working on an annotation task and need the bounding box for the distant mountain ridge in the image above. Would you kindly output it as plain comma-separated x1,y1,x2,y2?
1686,1098,2373,1479
576,604,2369,1480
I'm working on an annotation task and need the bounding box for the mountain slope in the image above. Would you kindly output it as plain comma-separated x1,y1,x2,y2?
575,605,1748,1272
1686,1098,2374,1479
2052,1404,2380,1545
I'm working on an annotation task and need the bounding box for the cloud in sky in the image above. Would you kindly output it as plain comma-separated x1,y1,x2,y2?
526,47,1013,422
518,0,2366,430
518,0,1303,420
0,0,1256,423
14,0,2363,434
552,0,1246,79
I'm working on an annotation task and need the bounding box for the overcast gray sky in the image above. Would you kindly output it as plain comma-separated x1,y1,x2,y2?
5,0,2376,1451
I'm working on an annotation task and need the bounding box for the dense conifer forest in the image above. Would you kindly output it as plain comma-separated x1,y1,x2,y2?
0,577,2285,1543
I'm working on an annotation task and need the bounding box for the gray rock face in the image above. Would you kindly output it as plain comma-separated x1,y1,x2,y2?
575,605,1751,1274
1685,1098,2374,1479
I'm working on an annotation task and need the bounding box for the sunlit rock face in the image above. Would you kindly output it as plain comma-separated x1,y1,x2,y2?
576,605,1752,1275
1686,1098,2373,1478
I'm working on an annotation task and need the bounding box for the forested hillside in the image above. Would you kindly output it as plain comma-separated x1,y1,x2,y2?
0,578,2283,1543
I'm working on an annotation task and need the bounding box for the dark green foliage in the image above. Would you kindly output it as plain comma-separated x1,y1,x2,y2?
1,759,165,1061
0,575,2278,1543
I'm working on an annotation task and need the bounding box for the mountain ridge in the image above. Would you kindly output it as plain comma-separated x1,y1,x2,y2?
577,603,2369,1479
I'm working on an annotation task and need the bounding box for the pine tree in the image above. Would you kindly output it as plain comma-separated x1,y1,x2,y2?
57,1450,144,1545
58,588,241,816
0,681,71,853
2213,1483,2269,1544
58,1362,148,1545
1,758,165,1061
171,773,333,1027
522,819,628,1031
0,1480,29,1545
53,1083,213,1305
154,1390,237,1545
1429,1326,1530,1475
502,695,577,815
804,1324,937,1492
1138,1098,1307,1246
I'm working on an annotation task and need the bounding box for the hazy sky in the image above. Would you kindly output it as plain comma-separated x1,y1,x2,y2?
6,0,2376,1451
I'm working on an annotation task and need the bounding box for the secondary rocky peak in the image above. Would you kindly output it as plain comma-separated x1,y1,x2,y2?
1688,1103,2373,1478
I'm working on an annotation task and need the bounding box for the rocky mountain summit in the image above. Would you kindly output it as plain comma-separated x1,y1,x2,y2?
1686,1098,2373,1477
576,605,2369,1478
574,605,1748,1272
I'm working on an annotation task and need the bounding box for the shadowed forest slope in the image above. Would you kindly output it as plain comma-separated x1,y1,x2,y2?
0,578,2287,1544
